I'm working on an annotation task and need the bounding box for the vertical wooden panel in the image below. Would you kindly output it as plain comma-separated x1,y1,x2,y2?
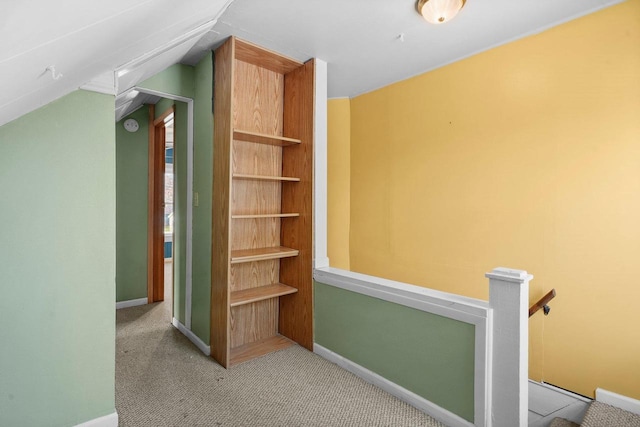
230,299,278,348
211,37,234,368
230,217,279,251
229,59,284,346
230,261,279,293
280,59,315,350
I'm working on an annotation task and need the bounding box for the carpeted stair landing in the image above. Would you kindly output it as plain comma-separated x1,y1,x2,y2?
551,401,640,427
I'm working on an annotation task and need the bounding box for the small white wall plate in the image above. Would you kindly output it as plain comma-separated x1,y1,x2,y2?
123,118,139,132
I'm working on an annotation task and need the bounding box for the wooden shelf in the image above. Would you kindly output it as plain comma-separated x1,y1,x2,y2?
230,283,298,307
230,334,295,366
230,246,299,264
233,174,300,182
233,129,301,146
231,213,299,219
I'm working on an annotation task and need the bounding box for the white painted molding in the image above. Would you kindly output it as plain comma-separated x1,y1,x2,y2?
596,388,640,415
80,71,116,96
314,256,330,270
133,87,194,330
314,267,490,426
172,317,211,356
314,344,474,427
75,411,118,427
313,58,328,270
115,298,148,310
315,267,490,321
185,99,194,330
486,267,533,427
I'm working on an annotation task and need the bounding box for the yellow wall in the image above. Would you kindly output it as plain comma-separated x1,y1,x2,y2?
344,0,640,399
328,98,351,269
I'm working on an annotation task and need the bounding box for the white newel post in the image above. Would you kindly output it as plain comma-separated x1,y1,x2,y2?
486,267,533,427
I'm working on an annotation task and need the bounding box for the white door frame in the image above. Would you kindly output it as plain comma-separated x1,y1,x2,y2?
133,86,194,329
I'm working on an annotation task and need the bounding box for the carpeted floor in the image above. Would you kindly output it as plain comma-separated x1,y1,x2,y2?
581,401,640,427
115,266,445,427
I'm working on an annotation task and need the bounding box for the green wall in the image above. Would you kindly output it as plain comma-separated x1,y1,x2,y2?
116,107,149,302
141,64,195,99
314,282,475,422
0,90,116,426
191,52,214,344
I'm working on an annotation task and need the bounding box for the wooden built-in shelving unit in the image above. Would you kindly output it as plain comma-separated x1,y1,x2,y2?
211,37,315,368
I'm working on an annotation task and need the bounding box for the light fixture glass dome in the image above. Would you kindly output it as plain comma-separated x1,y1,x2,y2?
417,0,466,24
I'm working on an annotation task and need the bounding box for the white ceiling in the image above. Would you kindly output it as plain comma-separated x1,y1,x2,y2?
200,0,624,98
0,0,624,127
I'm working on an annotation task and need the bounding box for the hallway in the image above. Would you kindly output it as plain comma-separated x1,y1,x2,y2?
114,264,443,426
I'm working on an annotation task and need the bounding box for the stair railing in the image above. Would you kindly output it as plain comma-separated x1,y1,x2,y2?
529,288,556,317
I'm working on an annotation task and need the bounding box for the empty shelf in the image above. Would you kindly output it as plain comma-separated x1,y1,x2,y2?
231,213,299,219
230,283,298,307
230,246,299,264
233,174,300,182
233,129,301,146
230,335,295,366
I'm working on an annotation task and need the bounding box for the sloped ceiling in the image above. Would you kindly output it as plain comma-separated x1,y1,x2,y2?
0,0,626,127
0,0,231,127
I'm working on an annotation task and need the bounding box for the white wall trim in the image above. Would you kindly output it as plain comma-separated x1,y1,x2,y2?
133,87,194,330
314,344,474,427
115,297,148,310
314,267,490,321
314,267,490,426
75,411,118,427
172,317,211,356
80,71,116,96
313,58,329,270
596,388,640,415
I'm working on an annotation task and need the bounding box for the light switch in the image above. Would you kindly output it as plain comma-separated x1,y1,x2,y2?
193,192,199,207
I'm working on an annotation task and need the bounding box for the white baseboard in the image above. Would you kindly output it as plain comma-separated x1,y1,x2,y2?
313,344,474,427
172,317,211,356
115,297,147,310
75,411,118,427
596,388,640,415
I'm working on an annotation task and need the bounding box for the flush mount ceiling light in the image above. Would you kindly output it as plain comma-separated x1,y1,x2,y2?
417,0,466,24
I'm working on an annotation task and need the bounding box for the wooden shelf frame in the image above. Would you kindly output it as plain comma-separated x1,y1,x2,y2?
233,129,300,146
230,283,298,307
211,36,315,369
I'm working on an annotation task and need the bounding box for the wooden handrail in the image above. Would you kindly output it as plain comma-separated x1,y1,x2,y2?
529,289,556,317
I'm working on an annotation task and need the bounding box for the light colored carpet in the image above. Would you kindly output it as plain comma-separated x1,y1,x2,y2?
581,401,640,427
115,279,446,426
550,418,580,427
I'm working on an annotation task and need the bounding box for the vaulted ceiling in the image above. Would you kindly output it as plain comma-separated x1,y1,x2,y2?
0,0,624,127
